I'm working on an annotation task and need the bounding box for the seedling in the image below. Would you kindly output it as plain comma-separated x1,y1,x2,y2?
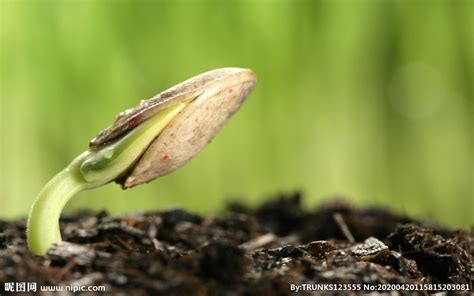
27,68,257,255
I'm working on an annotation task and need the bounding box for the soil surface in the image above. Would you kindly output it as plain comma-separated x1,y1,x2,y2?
0,192,472,295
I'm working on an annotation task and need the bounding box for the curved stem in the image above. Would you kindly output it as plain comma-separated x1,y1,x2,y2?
27,102,188,255
27,154,88,255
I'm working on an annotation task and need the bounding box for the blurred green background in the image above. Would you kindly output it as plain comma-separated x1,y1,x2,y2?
1,0,472,227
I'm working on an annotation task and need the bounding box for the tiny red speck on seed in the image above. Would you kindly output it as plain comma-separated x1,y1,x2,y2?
161,154,169,161
126,116,140,128
228,88,233,94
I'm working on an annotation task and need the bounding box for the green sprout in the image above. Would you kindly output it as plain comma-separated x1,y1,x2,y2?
27,68,257,255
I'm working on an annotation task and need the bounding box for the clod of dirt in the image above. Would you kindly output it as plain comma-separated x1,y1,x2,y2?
388,224,472,284
0,193,472,295
351,237,388,258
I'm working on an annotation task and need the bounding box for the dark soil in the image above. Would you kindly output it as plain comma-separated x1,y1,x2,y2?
0,192,472,295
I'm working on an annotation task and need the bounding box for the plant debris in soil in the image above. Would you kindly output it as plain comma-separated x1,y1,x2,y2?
0,192,472,295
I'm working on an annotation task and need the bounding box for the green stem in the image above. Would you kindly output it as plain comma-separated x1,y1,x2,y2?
27,102,187,255
27,153,88,255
